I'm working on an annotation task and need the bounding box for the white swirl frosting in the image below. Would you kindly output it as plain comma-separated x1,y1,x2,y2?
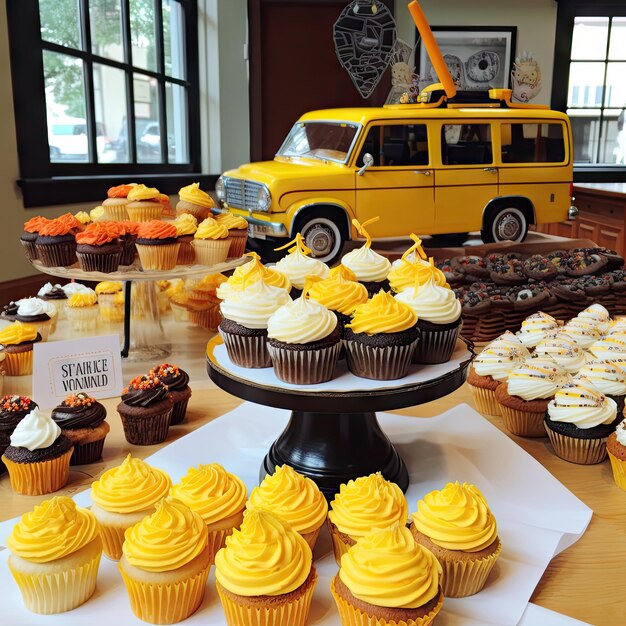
577,304,611,334
507,357,569,401
608,319,626,336
495,331,526,349
534,334,586,373
62,282,91,296
220,281,291,329
576,360,626,396
588,336,626,361
547,380,617,428
273,249,329,289
394,278,461,324
37,282,64,298
390,251,426,270
341,246,391,282
517,312,559,348
267,297,337,344
10,409,62,450
615,419,626,446
471,339,528,381
16,297,56,319
561,319,601,349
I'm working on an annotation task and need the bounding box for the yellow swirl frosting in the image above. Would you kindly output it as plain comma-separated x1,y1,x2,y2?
95,281,123,295
215,509,312,596
339,524,441,609
74,211,92,225
194,217,229,240
216,253,291,299
8,496,100,563
388,258,449,293
328,264,358,281
216,212,248,230
347,290,417,335
90,206,105,222
122,499,207,572
67,291,98,308
127,184,161,202
307,267,368,315
247,465,328,535
412,482,498,552
267,296,337,344
91,454,172,514
179,182,215,209
171,464,247,528
0,321,38,345
328,472,408,539
172,213,198,236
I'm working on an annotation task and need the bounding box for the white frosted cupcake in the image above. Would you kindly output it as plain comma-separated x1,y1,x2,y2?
216,253,291,301
273,233,329,296
577,303,611,334
534,333,586,373
587,335,626,362
516,311,559,348
576,359,626,415
560,319,602,349
14,297,57,340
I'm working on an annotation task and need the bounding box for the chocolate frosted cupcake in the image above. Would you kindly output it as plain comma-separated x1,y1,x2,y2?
2,408,73,495
148,363,192,425
38,282,68,319
345,290,418,380
117,375,174,445
0,395,37,474
51,392,109,464
13,297,56,341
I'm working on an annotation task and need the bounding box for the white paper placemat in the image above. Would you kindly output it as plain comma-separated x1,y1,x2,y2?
0,403,593,626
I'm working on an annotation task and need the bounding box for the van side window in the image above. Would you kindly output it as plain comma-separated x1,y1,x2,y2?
441,124,492,165
501,123,566,163
357,124,429,167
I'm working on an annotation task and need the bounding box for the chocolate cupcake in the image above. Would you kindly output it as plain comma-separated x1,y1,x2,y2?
52,392,109,464
148,363,192,425
34,214,82,267
117,375,174,445
21,216,50,262
75,223,123,272
0,395,37,474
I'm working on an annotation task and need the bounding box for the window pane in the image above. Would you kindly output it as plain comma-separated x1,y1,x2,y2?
571,17,609,60
130,0,157,72
166,83,188,163
601,110,624,164
93,64,127,163
568,62,606,107
39,0,82,50
567,109,601,164
501,124,565,163
43,51,89,162
163,0,186,79
604,62,626,108
134,74,162,162
89,0,124,62
441,124,492,165
609,17,626,60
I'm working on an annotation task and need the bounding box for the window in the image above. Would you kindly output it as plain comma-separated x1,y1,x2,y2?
553,1,626,180
7,0,206,207
501,123,566,164
441,124,492,165
357,124,429,167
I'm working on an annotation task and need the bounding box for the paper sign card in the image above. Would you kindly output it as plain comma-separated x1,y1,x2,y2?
32,335,123,408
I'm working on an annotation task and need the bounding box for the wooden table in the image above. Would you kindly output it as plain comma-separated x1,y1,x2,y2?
1,326,624,626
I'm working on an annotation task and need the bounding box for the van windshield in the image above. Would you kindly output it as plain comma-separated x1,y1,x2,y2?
278,122,359,163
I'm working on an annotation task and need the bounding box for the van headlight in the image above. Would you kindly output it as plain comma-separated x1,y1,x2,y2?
257,185,271,212
215,176,226,202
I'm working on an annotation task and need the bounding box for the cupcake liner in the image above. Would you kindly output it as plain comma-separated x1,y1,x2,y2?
99,302,125,323
191,239,231,266
345,339,418,381
9,543,102,614
499,405,547,438
126,205,163,222
99,524,127,561
468,384,501,417
119,561,210,624
120,237,137,265
66,305,99,332
158,291,170,314
439,540,502,597
119,408,172,445
3,347,34,375
2,447,73,495
328,519,353,566
35,241,77,267
330,575,443,626
70,437,107,465
21,239,38,262
217,568,317,626
170,396,190,426
136,243,181,271
544,426,608,464
608,450,626,491
189,305,222,331
301,525,322,552
267,342,341,385
227,230,248,258
103,205,130,221
413,323,461,365
220,329,272,368
176,240,196,265
207,528,234,564
76,250,122,273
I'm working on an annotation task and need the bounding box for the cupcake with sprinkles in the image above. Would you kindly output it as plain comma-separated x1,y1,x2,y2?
0,396,37,474
516,311,559,349
148,363,192,425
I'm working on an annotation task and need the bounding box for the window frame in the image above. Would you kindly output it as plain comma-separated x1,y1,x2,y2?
7,0,213,207
552,0,626,182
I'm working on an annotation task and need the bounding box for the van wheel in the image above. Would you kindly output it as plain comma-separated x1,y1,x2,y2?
294,212,346,265
481,207,528,244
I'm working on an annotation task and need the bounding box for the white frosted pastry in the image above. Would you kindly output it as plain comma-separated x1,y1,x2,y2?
561,319,601,349
547,380,617,428
534,334,585,373
341,246,391,283
220,280,291,329
10,409,61,450
576,360,626,397
471,337,529,381
507,357,569,401
394,278,461,325
577,303,611,334
516,312,559,348
16,297,56,319
267,297,337,344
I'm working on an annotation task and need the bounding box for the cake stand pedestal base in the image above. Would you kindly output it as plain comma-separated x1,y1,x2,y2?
261,410,409,500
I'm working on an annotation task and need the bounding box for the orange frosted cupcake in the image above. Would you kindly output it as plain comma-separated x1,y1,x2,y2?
7,497,103,614
21,216,51,262
125,184,165,221
410,481,501,597
171,463,247,562
117,220,139,265
331,523,443,626
177,182,215,221
192,218,231,266
247,465,328,551
215,509,317,626
136,220,180,270
75,222,123,272
327,472,408,565
216,211,249,257
0,321,42,375
119,499,211,624
172,213,198,264
102,183,135,220
90,454,171,560
35,215,81,267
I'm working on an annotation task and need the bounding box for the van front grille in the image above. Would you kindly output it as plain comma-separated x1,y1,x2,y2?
223,177,262,212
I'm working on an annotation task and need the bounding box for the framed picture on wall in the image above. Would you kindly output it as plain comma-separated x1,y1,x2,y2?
418,26,517,92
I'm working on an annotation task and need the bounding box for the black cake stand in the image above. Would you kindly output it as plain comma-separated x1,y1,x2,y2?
206,335,474,499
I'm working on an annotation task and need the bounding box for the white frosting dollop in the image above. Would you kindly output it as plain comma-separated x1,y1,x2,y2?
341,246,391,283
507,356,569,401
560,319,601,349
615,419,626,446
62,282,91,296
608,319,626,336
495,331,526,348
547,380,617,428
9,408,61,451
588,336,626,361
16,297,56,319
394,278,461,325
517,312,559,348
267,297,337,344
471,338,528,381
37,282,64,298
576,360,626,396
577,304,611,334
534,333,586,373
220,280,291,329
273,249,329,289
